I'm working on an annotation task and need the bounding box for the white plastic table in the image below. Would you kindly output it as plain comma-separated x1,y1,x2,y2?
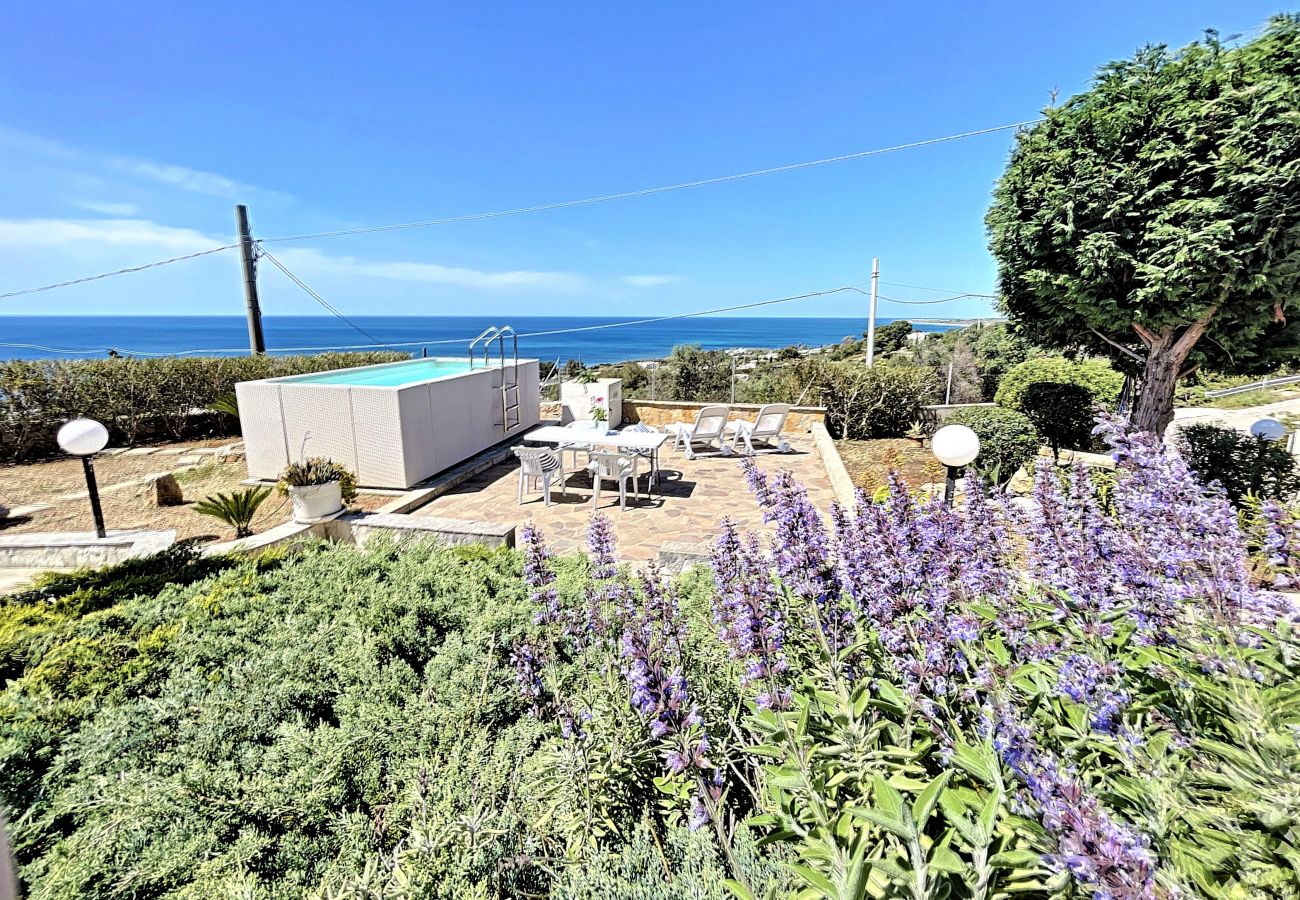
523,425,670,495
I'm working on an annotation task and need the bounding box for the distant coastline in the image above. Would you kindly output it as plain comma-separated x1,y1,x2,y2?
0,314,965,364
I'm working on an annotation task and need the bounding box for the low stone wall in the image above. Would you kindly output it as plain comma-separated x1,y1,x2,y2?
0,530,176,568
623,399,826,432
340,513,515,550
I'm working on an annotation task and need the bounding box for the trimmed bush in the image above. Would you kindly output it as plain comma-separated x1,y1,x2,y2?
994,355,1124,412
0,352,407,460
1177,422,1300,504
944,405,1040,483
1019,381,1096,461
820,364,940,439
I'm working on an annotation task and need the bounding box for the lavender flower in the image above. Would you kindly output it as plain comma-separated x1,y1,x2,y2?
510,641,546,712
618,566,700,737
993,713,1160,899
1057,652,1132,736
521,523,562,627
710,520,791,709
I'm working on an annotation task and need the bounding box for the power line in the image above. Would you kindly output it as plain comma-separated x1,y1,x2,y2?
258,249,398,350
260,121,1040,244
0,244,238,299
878,292,994,306
0,279,871,358
1,120,1035,300
880,280,996,298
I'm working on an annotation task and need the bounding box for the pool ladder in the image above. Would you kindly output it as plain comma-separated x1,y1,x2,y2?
469,325,521,433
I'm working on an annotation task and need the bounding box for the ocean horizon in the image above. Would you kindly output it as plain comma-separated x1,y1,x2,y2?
0,315,953,364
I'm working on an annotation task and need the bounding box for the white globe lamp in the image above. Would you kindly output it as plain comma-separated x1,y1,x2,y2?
1250,418,1286,442
56,418,110,538
931,424,981,505
57,418,109,456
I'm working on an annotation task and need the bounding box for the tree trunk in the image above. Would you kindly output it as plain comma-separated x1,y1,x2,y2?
1130,307,1216,439
1132,336,1180,436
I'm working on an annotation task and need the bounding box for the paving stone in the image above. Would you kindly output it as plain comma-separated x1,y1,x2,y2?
406,434,835,562
123,447,162,456
176,455,205,466
7,503,54,517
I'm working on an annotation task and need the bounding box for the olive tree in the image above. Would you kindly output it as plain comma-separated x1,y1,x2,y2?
987,17,1300,436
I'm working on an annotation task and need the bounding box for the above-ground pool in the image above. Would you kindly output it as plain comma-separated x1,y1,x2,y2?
236,356,540,489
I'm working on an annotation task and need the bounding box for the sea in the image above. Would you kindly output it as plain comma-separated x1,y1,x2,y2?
0,315,952,364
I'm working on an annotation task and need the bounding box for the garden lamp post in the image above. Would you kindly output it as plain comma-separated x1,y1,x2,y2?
57,418,109,539
931,424,980,506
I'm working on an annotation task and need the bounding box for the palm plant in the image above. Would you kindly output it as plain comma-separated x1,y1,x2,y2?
207,393,240,422
193,486,271,538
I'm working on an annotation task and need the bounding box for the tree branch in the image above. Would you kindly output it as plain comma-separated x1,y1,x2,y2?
1132,323,1158,347
1089,328,1144,362
1172,306,1218,358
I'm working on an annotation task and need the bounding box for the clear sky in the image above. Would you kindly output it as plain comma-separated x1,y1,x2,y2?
0,2,1288,319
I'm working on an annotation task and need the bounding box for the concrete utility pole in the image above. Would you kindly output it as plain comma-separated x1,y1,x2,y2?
865,257,880,367
236,204,266,355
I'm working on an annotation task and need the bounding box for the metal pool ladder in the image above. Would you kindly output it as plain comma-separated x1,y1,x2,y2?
468,325,521,433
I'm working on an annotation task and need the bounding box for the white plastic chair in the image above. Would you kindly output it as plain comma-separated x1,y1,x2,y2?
620,421,660,486
726,403,792,455
663,405,731,459
587,451,639,510
514,447,567,506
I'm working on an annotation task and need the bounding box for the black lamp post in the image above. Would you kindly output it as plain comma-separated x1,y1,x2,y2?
56,418,110,539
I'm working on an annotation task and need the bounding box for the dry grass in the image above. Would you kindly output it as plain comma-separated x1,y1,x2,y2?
1,442,391,542
835,438,945,494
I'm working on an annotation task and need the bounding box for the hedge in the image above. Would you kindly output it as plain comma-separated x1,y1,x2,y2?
944,405,1041,484
993,355,1125,412
0,352,407,461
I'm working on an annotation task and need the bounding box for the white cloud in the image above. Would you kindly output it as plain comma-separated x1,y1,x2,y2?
68,199,141,216
277,247,590,293
0,217,221,253
621,274,679,287
0,126,289,204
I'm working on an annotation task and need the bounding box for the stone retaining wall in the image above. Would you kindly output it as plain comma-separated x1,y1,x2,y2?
622,399,826,431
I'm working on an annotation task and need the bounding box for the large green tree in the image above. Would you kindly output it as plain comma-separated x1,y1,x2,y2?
987,17,1300,435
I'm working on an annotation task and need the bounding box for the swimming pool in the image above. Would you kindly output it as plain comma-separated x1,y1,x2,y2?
237,356,541,488
277,358,474,387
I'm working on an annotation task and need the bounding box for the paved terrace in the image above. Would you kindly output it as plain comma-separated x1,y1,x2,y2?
408,434,837,562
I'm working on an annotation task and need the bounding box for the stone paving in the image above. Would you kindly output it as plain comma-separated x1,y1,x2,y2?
408,434,837,562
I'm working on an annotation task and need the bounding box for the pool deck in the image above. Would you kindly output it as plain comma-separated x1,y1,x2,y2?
407,434,837,562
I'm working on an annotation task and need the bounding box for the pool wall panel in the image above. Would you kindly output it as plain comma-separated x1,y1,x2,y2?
237,359,540,488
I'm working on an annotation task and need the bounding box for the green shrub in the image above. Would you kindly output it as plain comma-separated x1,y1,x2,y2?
0,352,408,461
820,364,940,439
1019,381,1096,461
193,486,272,537
994,355,1125,412
944,405,1041,483
661,344,732,402
1177,422,1300,504
277,457,358,501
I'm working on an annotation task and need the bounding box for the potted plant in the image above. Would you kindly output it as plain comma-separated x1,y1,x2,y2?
590,397,607,425
277,457,357,523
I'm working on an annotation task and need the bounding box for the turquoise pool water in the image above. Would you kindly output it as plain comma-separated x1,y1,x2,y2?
279,359,474,387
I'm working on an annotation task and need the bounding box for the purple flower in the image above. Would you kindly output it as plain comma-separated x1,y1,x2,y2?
521,523,562,627
709,520,791,708
992,713,1160,900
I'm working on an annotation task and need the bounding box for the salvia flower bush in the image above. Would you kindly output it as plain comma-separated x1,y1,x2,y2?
2,414,1299,898
508,413,1300,900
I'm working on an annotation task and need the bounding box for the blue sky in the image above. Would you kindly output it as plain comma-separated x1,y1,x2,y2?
0,2,1287,319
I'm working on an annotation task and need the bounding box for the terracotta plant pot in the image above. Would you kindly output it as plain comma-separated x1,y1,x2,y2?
287,481,344,523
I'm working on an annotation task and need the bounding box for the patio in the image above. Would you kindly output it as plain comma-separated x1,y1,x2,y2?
407,433,838,561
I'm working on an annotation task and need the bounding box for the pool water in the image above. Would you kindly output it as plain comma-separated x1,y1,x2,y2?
279,358,474,387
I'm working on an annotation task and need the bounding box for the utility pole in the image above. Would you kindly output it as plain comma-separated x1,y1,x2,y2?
864,257,880,367
236,204,266,355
